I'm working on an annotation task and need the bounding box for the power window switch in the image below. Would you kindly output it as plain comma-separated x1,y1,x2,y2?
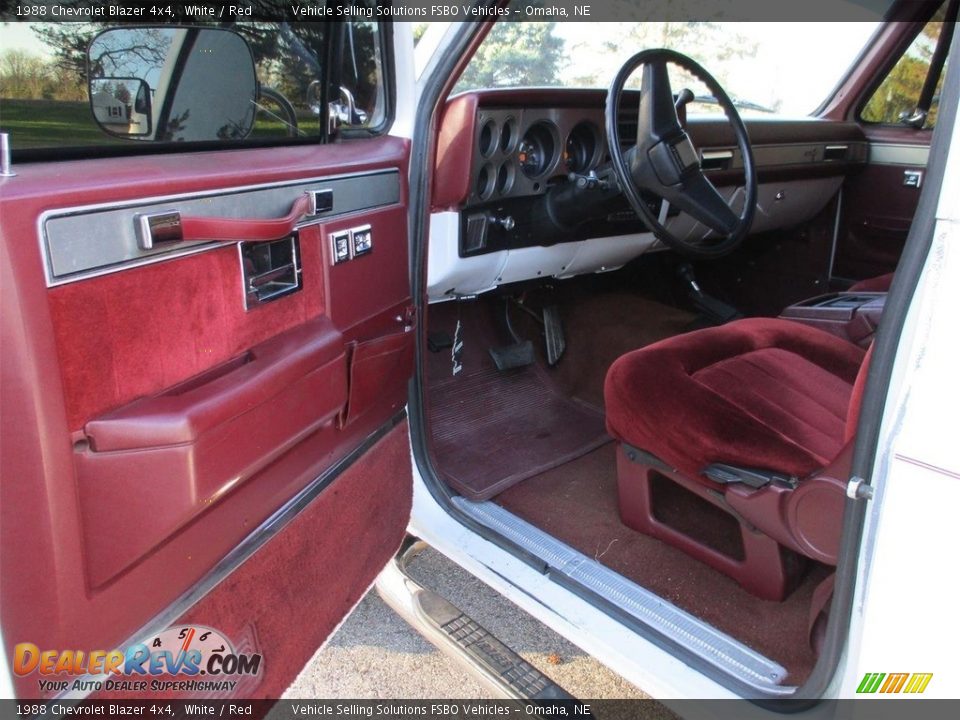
331,231,351,264
352,225,373,257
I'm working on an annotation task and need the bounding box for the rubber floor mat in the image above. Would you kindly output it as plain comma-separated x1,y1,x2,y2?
429,364,611,500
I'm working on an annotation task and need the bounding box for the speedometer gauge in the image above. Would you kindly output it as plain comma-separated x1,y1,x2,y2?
564,122,600,174
517,122,557,179
517,138,542,177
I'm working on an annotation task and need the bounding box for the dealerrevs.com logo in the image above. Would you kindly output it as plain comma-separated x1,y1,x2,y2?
13,625,262,695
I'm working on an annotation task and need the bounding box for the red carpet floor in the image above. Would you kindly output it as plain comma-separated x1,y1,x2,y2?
496,443,828,683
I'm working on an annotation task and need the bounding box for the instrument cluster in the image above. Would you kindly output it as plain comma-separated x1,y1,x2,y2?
470,107,605,205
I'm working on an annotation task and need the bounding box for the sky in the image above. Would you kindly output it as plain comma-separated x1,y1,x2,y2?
1,22,47,55
551,22,881,115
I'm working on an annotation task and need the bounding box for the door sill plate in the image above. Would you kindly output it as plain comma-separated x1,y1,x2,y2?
451,497,793,694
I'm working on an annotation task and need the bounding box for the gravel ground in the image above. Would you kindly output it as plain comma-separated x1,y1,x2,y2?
284,547,668,707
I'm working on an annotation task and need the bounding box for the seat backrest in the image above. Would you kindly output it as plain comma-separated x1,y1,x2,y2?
844,343,874,445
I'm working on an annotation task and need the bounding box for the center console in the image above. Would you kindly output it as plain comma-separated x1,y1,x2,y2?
780,292,886,348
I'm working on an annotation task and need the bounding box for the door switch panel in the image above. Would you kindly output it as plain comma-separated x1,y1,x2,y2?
329,225,373,265
240,233,302,310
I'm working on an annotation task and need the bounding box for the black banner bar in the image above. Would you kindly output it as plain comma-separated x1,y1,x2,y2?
5,700,960,720
0,0,932,24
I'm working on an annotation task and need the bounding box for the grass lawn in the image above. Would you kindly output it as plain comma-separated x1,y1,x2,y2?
0,97,319,147
0,98,122,148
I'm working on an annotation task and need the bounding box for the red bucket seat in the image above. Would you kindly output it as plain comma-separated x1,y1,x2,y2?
605,318,869,600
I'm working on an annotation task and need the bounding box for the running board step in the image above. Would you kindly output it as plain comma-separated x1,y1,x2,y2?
376,541,574,701
451,497,793,694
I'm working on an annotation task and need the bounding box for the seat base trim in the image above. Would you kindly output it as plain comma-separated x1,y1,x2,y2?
616,445,807,601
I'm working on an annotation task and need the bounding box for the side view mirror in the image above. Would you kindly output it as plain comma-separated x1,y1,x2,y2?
87,27,258,143
90,78,152,137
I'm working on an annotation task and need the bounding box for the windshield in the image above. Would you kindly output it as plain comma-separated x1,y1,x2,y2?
453,21,883,117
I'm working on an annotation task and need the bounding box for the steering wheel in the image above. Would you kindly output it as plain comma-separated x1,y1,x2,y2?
605,49,757,259
258,86,301,138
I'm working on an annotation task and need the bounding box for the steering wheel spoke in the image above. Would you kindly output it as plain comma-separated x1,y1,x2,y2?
665,171,739,236
605,48,757,259
638,60,683,145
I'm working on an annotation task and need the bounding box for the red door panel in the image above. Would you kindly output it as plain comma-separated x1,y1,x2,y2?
834,127,930,282
101,421,413,701
0,137,414,699
48,232,329,431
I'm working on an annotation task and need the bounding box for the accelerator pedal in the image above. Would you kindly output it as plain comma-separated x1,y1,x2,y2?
542,305,565,366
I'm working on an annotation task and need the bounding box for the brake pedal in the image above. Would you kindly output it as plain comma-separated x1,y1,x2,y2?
489,341,535,370
542,305,565,366
489,297,536,371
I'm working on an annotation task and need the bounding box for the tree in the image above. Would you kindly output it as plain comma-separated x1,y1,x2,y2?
413,24,429,46
0,49,49,98
562,21,758,92
87,27,171,81
113,82,131,105
31,22,99,86
456,22,566,90
861,18,944,127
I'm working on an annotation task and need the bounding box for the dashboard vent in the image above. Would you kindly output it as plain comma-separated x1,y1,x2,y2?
617,90,688,146
700,149,734,172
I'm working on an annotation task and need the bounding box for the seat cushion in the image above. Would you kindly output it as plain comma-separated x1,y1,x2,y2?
848,272,894,293
605,318,865,482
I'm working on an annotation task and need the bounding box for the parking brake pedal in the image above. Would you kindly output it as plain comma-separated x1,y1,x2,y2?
428,330,453,353
678,263,743,325
543,306,565,366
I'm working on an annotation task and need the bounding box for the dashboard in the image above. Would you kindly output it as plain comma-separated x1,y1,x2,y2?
427,89,869,302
